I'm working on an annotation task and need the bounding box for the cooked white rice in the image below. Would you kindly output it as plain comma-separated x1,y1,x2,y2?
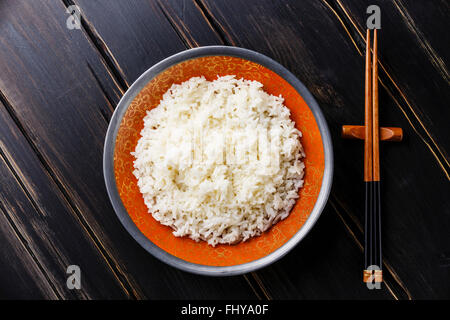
132,75,305,246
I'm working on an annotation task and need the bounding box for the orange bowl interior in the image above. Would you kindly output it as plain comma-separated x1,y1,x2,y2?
114,56,324,266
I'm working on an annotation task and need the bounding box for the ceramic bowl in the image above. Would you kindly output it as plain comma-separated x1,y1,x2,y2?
103,46,333,275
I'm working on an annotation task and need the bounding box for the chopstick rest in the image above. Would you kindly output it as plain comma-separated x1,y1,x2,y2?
342,125,402,142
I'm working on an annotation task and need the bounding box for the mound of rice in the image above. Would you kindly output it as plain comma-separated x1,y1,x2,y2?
132,75,305,246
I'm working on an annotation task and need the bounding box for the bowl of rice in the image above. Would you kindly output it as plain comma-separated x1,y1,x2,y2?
104,46,333,275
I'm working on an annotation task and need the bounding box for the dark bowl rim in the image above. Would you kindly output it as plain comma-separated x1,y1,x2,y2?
103,45,333,276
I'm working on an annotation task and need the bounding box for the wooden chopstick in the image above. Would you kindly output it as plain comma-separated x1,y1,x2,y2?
364,29,373,183
363,29,383,285
364,29,373,279
372,29,380,182
372,29,382,281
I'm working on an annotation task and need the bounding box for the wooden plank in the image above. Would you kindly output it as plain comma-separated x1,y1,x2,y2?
196,0,450,298
0,100,131,299
156,0,226,46
0,0,256,299
0,166,58,299
67,0,394,299
67,0,186,84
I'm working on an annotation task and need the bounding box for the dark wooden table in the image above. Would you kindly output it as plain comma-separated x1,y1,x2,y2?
0,0,448,300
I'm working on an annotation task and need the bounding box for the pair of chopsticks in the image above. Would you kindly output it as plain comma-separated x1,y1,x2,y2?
363,29,382,285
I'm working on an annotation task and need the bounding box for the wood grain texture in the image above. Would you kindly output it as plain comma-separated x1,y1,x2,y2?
68,0,187,84
156,0,224,47
0,0,256,299
0,189,57,300
0,99,131,299
0,0,448,299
